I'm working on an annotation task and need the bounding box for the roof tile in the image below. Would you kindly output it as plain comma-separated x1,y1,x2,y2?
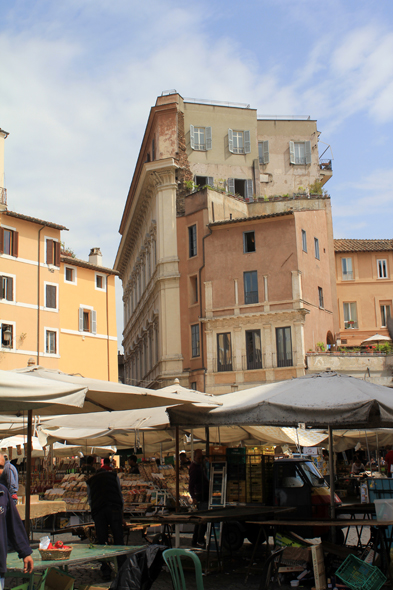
334,239,393,252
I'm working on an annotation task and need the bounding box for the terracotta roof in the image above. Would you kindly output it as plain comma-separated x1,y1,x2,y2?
334,239,393,252
3,210,68,231
60,254,119,275
209,211,294,227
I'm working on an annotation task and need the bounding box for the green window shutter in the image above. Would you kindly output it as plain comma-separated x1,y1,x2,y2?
190,125,195,149
289,141,295,164
244,130,251,153
228,178,235,195
246,179,253,200
92,310,97,334
79,308,84,332
207,177,214,187
205,127,212,150
228,129,233,153
263,140,269,164
305,141,312,165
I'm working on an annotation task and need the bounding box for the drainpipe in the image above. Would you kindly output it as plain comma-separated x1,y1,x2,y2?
106,274,111,381
198,226,212,392
37,226,45,365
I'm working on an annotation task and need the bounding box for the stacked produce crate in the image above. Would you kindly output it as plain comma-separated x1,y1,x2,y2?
246,445,275,504
226,448,246,503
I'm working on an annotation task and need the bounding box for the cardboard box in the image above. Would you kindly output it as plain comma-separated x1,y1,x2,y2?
311,544,326,590
36,568,74,590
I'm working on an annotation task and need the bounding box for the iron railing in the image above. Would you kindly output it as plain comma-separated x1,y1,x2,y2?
319,159,332,171
0,187,7,206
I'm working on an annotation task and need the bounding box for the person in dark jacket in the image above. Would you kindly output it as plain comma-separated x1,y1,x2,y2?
188,449,209,548
0,454,18,504
87,470,124,580
127,455,140,474
81,455,96,475
0,482,33,589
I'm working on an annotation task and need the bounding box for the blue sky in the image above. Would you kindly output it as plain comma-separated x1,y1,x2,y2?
1,0,393,348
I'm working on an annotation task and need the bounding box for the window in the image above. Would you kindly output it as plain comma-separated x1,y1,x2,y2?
228,178,253,199
276,327,293,367
301,230,307,252
45,284,57,309
79,308,97,334
243,231,256,253
276,462,305,489
342,257,353,280
377,259,388,279
191,324,200,358
1,323,13,349
217,333,232,372
46,239,60,266
0,275,13,301
190,125,212,151
381,305,391,327
314,238,320,260
343,302,358,329
245,330,262,370
191,382,197,390
65,266,76,283
0,227,18,257
228,129,251,154
258,141,269,164
318,287,324,309
190,275,198,305
244,271,258,304
188,225,197,258
45,330,57,354
195,176,214,188
95,274,105,290
289,141,311,165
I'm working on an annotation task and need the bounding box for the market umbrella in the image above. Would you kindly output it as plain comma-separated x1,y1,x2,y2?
361,334,392,345
0,435,116,458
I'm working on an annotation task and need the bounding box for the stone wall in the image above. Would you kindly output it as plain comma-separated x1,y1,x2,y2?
306,353,393,387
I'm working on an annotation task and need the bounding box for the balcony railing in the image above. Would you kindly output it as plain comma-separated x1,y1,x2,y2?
319,159,332,171
342,271,354,280
344,321,358,329
213,351,298,372
244,291,258,305
242,355,263,371
0,187,7,206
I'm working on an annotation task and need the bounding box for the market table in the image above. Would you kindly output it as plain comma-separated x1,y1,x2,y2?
5,544,145,590
17,500,67,521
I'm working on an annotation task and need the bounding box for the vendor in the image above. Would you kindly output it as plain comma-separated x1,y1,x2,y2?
179,452,191,468
81,456,96,475
189,449,209,548
351,456,366,475
127,455,140,474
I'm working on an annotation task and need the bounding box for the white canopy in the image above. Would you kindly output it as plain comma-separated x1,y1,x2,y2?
361,333,392,344
0,435,116,458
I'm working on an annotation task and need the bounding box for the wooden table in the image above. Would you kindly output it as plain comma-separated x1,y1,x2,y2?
6,544,145,589
17,500,67,521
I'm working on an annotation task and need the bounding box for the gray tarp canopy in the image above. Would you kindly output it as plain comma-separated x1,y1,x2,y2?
167,372,393,429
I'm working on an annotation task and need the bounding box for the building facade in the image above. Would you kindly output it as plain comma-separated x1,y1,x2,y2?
115,92,337,392
335,239,393,347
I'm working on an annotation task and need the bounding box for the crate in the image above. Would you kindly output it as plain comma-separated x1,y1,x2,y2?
374,498,393,521
209,445,227,456
226,448,246,464
335,554,387,590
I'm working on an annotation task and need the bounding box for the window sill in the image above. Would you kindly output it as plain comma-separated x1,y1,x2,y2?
43,307,58,312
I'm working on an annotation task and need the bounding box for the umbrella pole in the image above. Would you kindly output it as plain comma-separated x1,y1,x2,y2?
205,427,209,457
365,430,371,467
25,410,33,537
175,426,180,512
191,428,194,461
377,434,380,472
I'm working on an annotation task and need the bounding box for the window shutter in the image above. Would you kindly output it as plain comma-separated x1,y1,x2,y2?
46,239,53,264
54,241,60,266
79,308,84,332
92,310,97,335
0,228,3,253
228,178,235,195
205,127,212,150
228,129,233,153
289,141,295,164
246,179,254,200
305,141,312,165
263,140,269,164
190,125,195,149
0,277,3,299
12,231,18,257
7,277,13,302
207,177,214,187
244,130,251,154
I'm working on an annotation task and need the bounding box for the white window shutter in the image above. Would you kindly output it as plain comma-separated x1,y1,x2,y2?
207,177,214,187
246,179,253,200
228,178,235,195
205,127,212,150
289,141,295,164
190,125,195,150
305,141,312,165
244,130,251,153
263,140,269,164
79,308,84,332
228,129,233,153
92,310,97,335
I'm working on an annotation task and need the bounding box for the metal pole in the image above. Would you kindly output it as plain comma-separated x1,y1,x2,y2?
328,425,336,541
205,427,210,457
377,434,380,472
160,442,163,466
25,410,33,536
142,431,145,460
364,430,371,468
190,428,194,461
175,426,180,512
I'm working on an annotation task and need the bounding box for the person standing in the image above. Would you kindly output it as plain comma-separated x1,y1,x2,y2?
385,446,393,478
87,469,125,581
81,456,96,475
188,449,209,548
0,481,34,590
127,455,140,474
0,454,18,504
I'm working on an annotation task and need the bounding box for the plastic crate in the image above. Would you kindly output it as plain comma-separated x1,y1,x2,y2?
335,554,386,590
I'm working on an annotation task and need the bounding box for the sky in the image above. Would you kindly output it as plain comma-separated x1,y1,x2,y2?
1,0,393,350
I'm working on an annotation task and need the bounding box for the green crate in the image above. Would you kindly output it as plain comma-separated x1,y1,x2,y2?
336,554,386,590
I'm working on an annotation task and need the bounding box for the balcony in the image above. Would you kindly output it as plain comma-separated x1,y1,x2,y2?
344,321,358,330
0,187,7,207
214,358,233,373
319,159,333,186
244,291,258,305
242,355,263,371
342,271,354,281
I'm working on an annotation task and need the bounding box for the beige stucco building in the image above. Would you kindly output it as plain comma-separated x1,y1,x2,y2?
335,239,393,347
115,92,336,392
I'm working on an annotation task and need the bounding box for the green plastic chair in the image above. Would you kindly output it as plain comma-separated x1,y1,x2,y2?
163,548,204,590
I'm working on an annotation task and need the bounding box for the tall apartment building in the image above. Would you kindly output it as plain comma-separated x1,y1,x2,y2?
335,239,393,347
115,92,337,392
0,130,118,380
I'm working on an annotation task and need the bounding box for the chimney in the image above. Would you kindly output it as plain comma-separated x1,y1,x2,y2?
0,128,9,210
89,247,103,266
